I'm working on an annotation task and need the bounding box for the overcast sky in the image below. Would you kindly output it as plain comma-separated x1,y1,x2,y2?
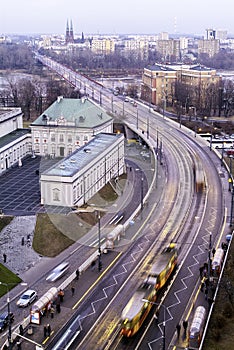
1,0,233,36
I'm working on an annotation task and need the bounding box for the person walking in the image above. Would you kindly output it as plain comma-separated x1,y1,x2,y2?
47,324,51,337
183,319,188,336
50,306,55,318
58,289,64,302
76,269,80,280
56,302,61,313
176,323,181,339
71,286,75,296
44,325,47,338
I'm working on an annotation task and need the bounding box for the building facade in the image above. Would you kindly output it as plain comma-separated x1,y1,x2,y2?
0,108,31,175
141,64,221,107
40,133,125,207
30,97,113,158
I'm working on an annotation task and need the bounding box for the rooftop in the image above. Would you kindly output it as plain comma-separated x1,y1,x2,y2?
41,133,123,178
31,97,112,128
0,129,30,149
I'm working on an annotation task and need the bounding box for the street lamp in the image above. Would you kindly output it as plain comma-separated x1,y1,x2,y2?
72,205,107,271
0,282,27,349
142,299,167,350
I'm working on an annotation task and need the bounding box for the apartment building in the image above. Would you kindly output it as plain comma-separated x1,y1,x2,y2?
141,64,177,105
141,64,220,106
91,38,115,54
155,39,181,61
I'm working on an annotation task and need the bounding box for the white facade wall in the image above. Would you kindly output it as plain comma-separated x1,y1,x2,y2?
40,134,125,207
0,134,32,175
31,121,113,158
0,108,23,138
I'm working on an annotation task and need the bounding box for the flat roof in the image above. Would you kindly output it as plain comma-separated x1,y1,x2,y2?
42,133,123,178
0,129,30,149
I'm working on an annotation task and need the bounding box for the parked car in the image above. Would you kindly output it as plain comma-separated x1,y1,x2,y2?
16,289,38,307
0,311,14,332
46,262,70,282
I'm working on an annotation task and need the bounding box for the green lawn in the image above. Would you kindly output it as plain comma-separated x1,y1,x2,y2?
0,264,22,297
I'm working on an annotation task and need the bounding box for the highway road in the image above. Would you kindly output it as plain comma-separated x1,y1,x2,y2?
6,55,230,350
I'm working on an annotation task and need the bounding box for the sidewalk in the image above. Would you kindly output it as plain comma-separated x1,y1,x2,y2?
11,250,119,350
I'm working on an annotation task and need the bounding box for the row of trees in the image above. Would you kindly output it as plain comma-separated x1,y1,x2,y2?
171,79,234,119
0,73,80,120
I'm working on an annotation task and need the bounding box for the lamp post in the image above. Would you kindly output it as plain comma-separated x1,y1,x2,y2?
230,185,234,227
97,210,102,271
0,282,27,349
142,299,167,350
72,205,107,271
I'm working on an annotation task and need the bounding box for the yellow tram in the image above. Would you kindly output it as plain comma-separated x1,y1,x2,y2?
120,243,177,337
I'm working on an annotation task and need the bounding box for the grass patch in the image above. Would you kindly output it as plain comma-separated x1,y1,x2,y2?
0,216,14,232
33,213,76,257
0,264,22,297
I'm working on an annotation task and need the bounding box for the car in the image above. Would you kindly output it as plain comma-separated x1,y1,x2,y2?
0,311,14,332
16,289,38,307
46,262,70,282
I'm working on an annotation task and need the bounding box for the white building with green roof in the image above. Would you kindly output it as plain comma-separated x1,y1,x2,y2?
30,97,113,158
40,132,125,207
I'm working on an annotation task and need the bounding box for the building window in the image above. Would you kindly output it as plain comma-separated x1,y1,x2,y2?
51,134,56,142
53,188,60,202
84,135,88,141
59,134,64,143
68,135,72,143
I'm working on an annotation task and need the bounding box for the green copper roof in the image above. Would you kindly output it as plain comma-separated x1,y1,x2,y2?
31,97,112,128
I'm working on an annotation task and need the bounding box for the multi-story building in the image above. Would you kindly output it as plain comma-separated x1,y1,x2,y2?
155,39,181,61
90,38,115,54
141,64,221,106
198,28,220,57
141,64,177,106
40,132,125,207
30,97,113,158
0,107,31,175
123,38,149,60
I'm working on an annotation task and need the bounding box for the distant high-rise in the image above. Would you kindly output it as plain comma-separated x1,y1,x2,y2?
65,19,74,44
206,28,216,40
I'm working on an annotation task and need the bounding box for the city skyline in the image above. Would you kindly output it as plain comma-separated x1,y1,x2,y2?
1,0,233,36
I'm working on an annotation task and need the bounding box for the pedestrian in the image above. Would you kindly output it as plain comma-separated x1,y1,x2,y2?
199,266,203,279
212,248,216,257
58,289,64,302
71,286,75,296
76,269,80,280
91,261,96,270
50,306,55,318
47,324,51,337
19,324,23,336
21,237,24,246
16,341,21,350
3,253,6,263
56,302,61,313
44,325,47,338
201,281,205,292
183,319,188,335
176,323,181,339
